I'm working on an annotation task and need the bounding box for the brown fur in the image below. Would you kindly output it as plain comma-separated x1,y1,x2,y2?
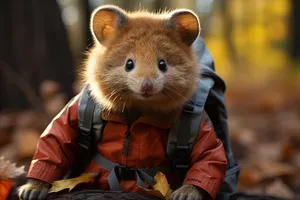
171,184,208,200
18,178,50,200
19,5,204,200
81,5,201,112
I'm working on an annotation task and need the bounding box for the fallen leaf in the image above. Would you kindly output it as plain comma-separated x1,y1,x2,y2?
239,160,296,186
0,157,25,179
281,135,300,164
137,171,172,200
152,172,172,198
250,143,282,163
257,161,296,179
239,167,262,186
265,179,294,199
48,172,99,193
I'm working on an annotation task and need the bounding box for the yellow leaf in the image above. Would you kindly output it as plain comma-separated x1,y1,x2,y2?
152,172,171,198
48,172,98,193
137,171,172,200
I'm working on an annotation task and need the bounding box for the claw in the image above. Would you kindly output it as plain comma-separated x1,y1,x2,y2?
29,190,39,200
171,184,205,200
23,189,31,200
37,190,48,200
18,180,50,200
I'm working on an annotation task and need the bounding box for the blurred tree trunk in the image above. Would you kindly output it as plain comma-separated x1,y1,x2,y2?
221,0,238,63
0,0,75,111
291,0,300,59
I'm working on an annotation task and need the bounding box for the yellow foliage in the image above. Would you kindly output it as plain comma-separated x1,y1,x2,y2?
266,0,290,16
49,172,98,193
205,0,291,82
137,171,172,200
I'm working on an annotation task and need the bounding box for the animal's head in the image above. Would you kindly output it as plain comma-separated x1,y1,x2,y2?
84,5,201,111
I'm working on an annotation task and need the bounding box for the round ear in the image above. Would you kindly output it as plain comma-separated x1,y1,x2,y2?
90,5,127,45
166,9,200,46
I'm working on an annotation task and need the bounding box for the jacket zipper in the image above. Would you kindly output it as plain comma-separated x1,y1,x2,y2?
122,121,137,164
122,128,131,156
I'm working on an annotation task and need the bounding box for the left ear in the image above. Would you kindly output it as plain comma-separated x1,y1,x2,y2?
166,9,200,46
90,5,128,45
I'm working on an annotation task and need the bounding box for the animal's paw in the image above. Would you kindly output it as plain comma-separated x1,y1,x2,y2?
18,178,51,200
171,184,207,200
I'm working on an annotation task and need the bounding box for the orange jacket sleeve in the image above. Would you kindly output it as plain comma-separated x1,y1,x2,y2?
27,94,81,184
184,111,227,199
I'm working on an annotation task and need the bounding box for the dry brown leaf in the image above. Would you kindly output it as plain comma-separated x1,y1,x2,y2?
48,172,98,193
0,157,25,179
239,167,263,186
257,160,296,179
137,171,172,200
239,160,296,186
281,135,300,164
265,179,294,199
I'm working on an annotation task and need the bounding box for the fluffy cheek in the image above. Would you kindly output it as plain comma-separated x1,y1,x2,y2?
100,69,124,90
153,74,165,93
126,76,141,94
92,67,126,101
144,71,197,110
162,66,199,104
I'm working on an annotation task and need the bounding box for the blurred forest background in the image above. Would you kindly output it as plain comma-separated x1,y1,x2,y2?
1,0,300,199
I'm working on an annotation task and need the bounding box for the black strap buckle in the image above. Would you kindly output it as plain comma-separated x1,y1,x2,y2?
117,166,136,180
173,145,190,169
182,101,195,113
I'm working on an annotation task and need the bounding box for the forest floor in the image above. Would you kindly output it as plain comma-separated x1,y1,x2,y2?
1,78,300,199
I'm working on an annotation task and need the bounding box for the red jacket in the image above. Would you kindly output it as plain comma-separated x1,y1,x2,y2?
27,94,227,199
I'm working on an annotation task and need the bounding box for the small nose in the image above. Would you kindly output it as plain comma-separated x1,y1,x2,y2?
142,79,153,92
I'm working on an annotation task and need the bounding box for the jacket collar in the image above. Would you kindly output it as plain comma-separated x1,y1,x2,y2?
101,108,182,129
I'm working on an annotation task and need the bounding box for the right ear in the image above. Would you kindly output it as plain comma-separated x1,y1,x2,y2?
165,9,200,46
90,5,127,45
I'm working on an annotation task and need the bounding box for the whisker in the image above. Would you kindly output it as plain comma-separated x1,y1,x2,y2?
122,101,126,113
163,86,186,100
162,89,176,102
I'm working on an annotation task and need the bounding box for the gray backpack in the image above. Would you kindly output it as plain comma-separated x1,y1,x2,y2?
66,37,240,200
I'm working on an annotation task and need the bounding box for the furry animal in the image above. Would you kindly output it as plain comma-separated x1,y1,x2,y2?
83,5,200,112
18,5,212,200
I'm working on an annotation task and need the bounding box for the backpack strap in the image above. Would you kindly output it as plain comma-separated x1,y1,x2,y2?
92,153,169,191
65,85,105,178
166,76,215,188
78,85,104,153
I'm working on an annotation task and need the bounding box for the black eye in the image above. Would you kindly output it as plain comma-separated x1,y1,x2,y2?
125,59,134,72
158,59,167,72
